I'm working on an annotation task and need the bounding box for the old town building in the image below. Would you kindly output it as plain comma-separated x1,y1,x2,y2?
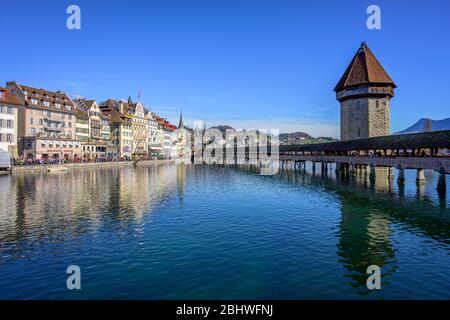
125,99,148,155
100,113,113,157
75,99,113,159
176,112,189,159
146,110,160,156
0,87,21,158
75,108,89,142
154,115,177,159
100,99,133,158
7,82,81,160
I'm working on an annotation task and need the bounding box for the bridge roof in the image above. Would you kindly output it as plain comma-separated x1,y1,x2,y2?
279,130,450,153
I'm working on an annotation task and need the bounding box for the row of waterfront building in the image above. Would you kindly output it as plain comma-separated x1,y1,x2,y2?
0,81,189,161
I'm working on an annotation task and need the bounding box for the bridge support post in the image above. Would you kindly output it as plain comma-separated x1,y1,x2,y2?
312,162,316,175
369,164,376,182
437,168,446,192
388,167,395,181
335,162,340,174
357,164,363,176
397,166,405,185
416,169,426,184
350,163,357,176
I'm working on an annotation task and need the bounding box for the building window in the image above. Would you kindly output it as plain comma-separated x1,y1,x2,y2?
7,107,13,114
39,119,43,125
55,103,61,109
30,117,33,125
7,120,13,128
0,119,3,127
375,100,380,107
44,101,50,107
6,134,13,143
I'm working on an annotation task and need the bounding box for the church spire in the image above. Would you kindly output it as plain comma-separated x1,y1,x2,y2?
178,110,184,129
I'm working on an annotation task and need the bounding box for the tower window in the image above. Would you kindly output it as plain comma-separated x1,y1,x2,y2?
375,100,380,108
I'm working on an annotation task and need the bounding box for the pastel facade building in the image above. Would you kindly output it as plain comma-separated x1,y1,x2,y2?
100,99,133,157
146,110,161,156
0,87,21,158
154,115,177,159
126,100,148,155
334,42,396,141
75,99,113,158
7,82,81,160
75,108,89,143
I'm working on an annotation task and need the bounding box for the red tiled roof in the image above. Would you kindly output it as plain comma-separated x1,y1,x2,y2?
7,81,75,111
334,42,396,92
109,108,125,124
0,87,21,105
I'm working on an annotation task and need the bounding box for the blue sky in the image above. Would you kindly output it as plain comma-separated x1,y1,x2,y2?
1,0,449,137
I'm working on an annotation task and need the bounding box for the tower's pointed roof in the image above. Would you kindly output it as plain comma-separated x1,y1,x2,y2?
178,111,184,129
334,42,396,92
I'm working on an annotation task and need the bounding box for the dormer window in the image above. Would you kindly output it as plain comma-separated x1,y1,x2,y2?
31,99,38,105
43,101,50,107
55,103,61,109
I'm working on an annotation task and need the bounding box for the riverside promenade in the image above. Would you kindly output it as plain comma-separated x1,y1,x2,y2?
8,159,175,174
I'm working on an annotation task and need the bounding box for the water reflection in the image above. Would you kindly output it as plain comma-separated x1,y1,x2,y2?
277,166,449,296
0,163,449,299
0,164,185,264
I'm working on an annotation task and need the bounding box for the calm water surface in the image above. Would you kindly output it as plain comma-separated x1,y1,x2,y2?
0,163,449,299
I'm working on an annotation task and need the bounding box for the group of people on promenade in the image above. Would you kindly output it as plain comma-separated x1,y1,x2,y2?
10,154,171,166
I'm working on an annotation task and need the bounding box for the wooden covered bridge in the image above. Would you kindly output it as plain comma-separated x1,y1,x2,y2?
278,130,450,192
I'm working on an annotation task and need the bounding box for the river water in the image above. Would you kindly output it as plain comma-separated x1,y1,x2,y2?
0,163,449,299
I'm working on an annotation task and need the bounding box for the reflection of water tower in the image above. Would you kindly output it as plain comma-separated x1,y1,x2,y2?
336,194,396,295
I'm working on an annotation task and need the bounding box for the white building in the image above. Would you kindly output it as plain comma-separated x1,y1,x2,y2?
0,87,21,158
162,126,177,159
146,110,160,156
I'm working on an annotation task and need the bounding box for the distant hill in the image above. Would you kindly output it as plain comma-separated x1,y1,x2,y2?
279,132,338,145
210,125,234,133
395,118,450,135
206,127,338,145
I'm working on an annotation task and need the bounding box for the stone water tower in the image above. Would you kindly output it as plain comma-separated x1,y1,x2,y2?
334,42,396,141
